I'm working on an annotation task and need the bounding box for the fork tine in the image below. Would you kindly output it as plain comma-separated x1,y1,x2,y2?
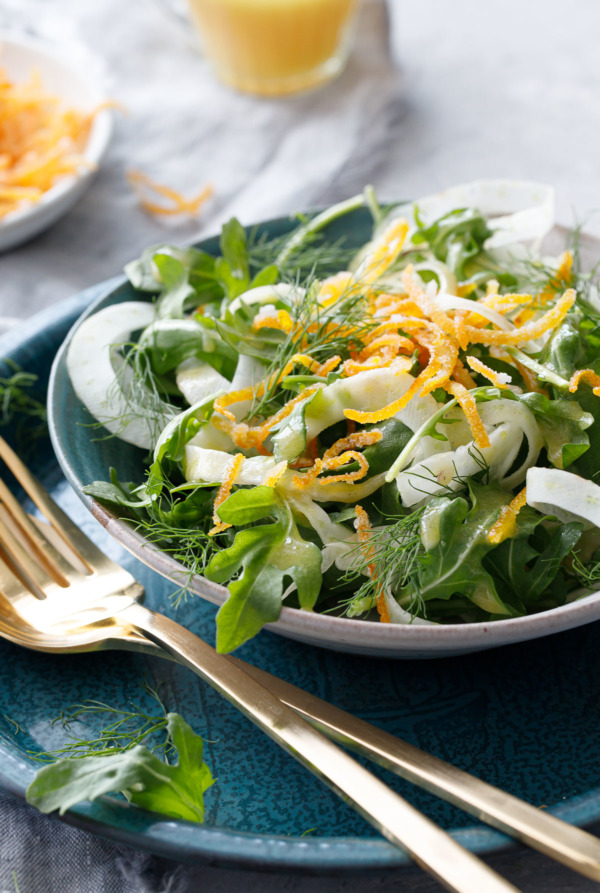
0,436,104,571
0,511,49,600
0,478,70,586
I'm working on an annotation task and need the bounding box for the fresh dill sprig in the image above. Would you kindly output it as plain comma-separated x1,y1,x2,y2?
133,512,219,607
248,274,377,420
341,507,427,618
568,551,600,589
29,684,175,764
0,361,48,447
248,228,356,278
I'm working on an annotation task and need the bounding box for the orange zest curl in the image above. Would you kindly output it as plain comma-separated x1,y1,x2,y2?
354,505,390,623
345,330,458,425
253,309,294,333
209,453,244,535
444,381,490,449
361,219,410,284
466,356,512,390
488,488,528,544
317,271,354,307
318,451,369,485
569,369,600,398
463,289,576,347
128,169,213,217
323,429,383,460
262,460,288,488
0,67,100,219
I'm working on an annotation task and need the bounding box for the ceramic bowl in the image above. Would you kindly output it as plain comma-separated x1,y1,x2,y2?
48,214,600,658
0,30,113,251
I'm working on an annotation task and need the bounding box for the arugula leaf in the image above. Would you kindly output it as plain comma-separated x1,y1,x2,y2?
518,392,593,468
26,714,214,823
205,487,322,652
138,318,237,378
216,218,251,299
126,244,222,305
406,484,515,616
412,208,491,279
485,513,583,609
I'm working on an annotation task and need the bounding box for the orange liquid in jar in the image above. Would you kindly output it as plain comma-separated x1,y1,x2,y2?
187,0,359,96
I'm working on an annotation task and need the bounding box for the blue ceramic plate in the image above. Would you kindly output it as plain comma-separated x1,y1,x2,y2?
0,239,599,871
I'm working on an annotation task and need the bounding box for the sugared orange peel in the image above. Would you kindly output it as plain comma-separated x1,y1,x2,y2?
292,434,377,490
213,384,322,451
317,271,354,308
209,452,244,535
128,169,213,217
466,356,512,390
262,460,288,488
360,219,410,285
569,369,600,398
253,309,294,334
345,329,458,425
443,381,490,449
323,429,383,460
463,290,575,347
488,487,527,544
354,505,390,623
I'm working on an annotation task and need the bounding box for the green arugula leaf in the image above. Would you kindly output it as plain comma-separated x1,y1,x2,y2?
485,513,583,608
138,318,237,378
518,392,593,468
408,484,515,616
26,714,214,823
216,218,251,299
413,208,491,279
205,487,322,652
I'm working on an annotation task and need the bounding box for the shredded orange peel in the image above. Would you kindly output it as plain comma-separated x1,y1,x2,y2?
354,505,390,623
466,356,512,390
488,488,528,544
569,369,600,397
127,169,213,218
209,452,244,535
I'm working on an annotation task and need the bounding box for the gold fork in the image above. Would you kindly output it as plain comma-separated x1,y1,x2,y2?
0,438,596,892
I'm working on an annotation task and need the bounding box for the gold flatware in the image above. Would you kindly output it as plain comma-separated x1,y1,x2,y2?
0,435,518,893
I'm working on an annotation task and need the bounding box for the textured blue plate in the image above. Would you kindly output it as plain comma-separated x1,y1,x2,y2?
1,262,600,872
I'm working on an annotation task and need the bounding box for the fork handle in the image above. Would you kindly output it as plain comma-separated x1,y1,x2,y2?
229,658,600,883
120,602,518,893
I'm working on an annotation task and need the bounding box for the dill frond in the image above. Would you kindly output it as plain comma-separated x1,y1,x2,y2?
341,507,427,618
29,683,176,763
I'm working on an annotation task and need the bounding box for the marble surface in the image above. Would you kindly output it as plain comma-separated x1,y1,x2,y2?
2,0,600,890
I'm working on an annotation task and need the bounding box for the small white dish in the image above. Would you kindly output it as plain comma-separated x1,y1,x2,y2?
0,30,113,252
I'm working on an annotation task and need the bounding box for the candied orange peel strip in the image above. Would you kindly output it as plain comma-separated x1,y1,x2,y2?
488,487,528,544
262,460,288,488
444,381,490,449
360,219,410,284
253,309,294,333
463,289,576,346
128,169,213,217
466,356,512,390
354,505,390,623
209,452,244,535
569,368,600,397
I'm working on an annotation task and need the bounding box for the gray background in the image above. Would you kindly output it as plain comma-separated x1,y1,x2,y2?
1,0,600,889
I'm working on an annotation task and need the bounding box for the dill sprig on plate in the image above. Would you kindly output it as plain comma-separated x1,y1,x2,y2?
29,683,175,763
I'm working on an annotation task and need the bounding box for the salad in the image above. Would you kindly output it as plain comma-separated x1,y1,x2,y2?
68,180,600,653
